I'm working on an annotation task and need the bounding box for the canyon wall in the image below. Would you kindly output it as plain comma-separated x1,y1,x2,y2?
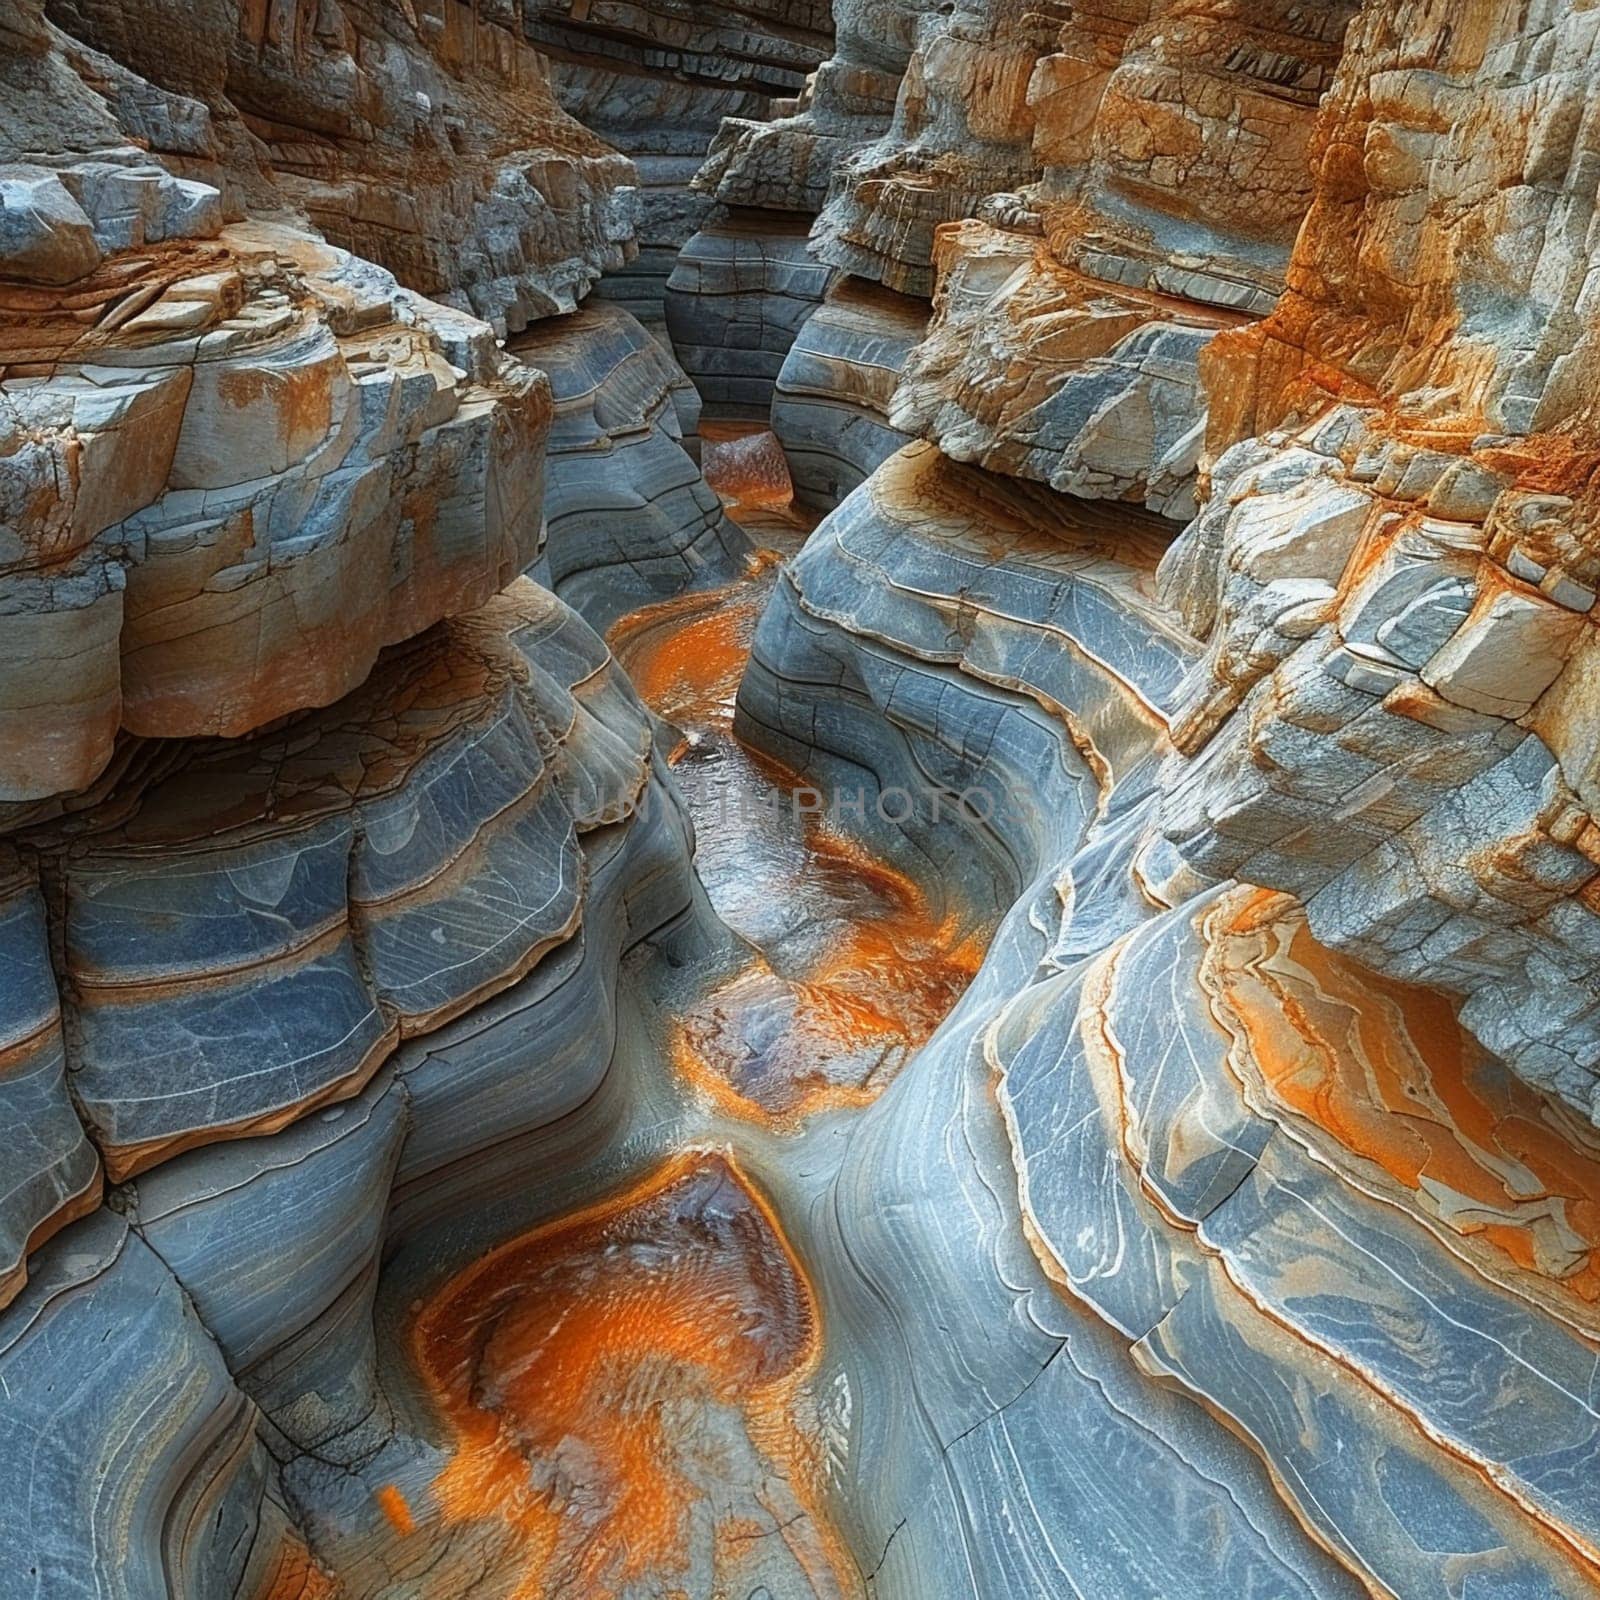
7,0,1600,1596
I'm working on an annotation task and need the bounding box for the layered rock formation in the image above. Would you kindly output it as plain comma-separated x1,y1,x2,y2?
46,0,638,332
771,275,926,507
541,0,830,321
512,298,751,625
11,0,1600,1597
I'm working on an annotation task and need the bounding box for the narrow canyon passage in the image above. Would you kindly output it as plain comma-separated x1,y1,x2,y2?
14,4,1600,1598
329,434,1000,1598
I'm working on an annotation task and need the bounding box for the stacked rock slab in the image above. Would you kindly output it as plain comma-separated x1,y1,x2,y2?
888,1,1360,519
46,0,639,334
658,0,946,419
691,0,934,217
512,298,753,627
1151,0,1600,1114
540,0,830,323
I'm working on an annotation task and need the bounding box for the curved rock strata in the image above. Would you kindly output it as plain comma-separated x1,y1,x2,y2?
663,210,836,416
772,276,926,508
736,442,1600,1596
511,299,752,628
13,0,1600,1595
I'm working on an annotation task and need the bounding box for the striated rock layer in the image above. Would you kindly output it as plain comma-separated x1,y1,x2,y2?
2,220,549,803
735,442,1600,1595
512,299,752,627
46,0,639,332
771,275,927,508
14,0,1600,1596
664,210,835,416
544,0,831,321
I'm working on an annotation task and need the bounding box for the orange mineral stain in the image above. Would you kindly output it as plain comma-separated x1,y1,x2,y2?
375,1484,415,1537
250,1533,338,1600
674,847,985,1124
1206,888,1600,1323
611,554,989,1127
607,578,766,740
412,1152,852,1599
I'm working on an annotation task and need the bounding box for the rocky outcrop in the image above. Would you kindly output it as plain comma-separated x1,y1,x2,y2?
1147,1,1600,1114
808,0,1059,298
512,299,752,626
47,0,639,333
691,0,918,218
2,221,549,804
663,210,835,415
874,1,1358,521
887,219,1224,520
541,0,830,319
771,275,926,507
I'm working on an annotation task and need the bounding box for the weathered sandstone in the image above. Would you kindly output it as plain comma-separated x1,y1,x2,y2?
511,299,752,627
771,275,927,507
48,0,640,333
1,221,548,802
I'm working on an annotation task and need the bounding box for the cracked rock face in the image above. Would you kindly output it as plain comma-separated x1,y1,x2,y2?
13,0,1600,1595
1,220,550,802
47,0,640,333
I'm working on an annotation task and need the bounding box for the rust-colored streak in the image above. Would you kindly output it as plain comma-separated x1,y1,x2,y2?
412,1152,849,1598
1208,888,1600,1323
611,568,986,1125
375,1484,415,1537
249,1533,338,1600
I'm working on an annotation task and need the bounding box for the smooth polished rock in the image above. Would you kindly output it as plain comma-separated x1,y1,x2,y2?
510,300,752,630
124,1072,409,1467
733,441,1600,1595
0,1209,278,1600
772,276,926,509
663,211,835,416
9,580,653,1185
730,447,1378,1598
0,852,101,1313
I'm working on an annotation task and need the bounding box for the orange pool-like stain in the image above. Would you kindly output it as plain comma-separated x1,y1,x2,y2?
674,842,986,1123
607,573,769,742
412,1151,851,1599
1207,888,1600,1321
610,560,987,1124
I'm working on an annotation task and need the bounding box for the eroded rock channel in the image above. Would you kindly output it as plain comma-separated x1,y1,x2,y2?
9,1,1600,1597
